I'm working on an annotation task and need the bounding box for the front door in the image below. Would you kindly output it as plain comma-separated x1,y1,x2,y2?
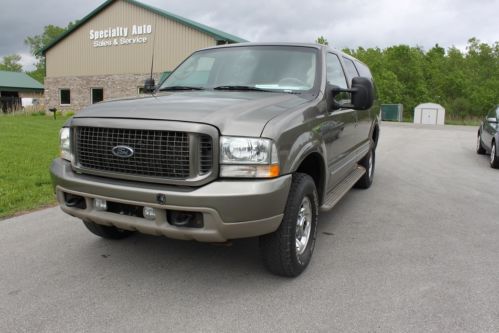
323,53,358,191
482,106,498,149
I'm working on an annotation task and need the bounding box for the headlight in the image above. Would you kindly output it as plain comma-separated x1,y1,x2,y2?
220,137,279,178
60,127,72,161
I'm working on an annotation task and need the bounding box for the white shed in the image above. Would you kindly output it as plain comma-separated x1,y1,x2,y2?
414,103,445,125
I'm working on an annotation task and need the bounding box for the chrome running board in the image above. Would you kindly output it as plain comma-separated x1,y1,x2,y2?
320,166,366,212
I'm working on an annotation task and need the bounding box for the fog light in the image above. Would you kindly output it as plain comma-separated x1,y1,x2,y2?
167,210,203,228
94,198,107,211
143,207,156,220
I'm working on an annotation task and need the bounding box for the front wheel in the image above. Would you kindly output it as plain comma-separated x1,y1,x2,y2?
491,141,499,169
260,173,319,277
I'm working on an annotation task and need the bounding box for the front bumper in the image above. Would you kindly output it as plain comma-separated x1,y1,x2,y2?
50,159,291,242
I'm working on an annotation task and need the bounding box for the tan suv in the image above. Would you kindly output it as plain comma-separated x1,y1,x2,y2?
51,43,379,276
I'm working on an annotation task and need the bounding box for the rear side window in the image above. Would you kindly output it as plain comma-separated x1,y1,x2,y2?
354,61,373,80
342,57,359,82
326,53,348,88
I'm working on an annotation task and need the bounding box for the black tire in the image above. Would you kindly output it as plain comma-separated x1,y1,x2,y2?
82,220,134,239
490,141,499,169
354,146,375,189
477,131,486,155
260,173,319,277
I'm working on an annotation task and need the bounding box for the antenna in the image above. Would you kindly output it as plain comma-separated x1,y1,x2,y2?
144,16,157,94
149,16,157,80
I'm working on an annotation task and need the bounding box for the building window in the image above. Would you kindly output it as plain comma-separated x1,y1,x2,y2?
60,89,71,105
91,88,104,104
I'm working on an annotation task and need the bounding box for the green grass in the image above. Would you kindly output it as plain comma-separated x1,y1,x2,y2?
0,115,70,219
444,118,481,126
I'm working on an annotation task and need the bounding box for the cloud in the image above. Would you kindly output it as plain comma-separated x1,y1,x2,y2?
0,0,498,62
19,53,37,71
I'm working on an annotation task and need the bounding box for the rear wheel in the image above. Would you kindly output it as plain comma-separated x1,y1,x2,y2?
82,220,134,239
491,141,499,169
476,132,486,154
260,173,319,277
355,146,375,189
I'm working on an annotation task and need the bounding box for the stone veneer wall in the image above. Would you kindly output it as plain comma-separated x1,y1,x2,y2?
44,73,161,112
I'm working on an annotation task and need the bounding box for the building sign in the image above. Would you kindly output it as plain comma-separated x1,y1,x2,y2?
89,24,153,48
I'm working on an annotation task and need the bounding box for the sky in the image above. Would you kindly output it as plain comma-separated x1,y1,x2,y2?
1,0,498,70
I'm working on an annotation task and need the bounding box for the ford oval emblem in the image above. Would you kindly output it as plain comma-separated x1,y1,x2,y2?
111,145,134,158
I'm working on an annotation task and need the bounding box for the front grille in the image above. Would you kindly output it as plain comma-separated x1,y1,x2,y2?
75,127,194,179
200,135,213,174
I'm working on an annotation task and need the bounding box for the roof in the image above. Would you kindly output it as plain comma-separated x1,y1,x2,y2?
41,0,247,55
0,71,44,91
415,103,445,110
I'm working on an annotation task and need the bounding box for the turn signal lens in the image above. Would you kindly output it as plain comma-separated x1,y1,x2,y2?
220,164,280,178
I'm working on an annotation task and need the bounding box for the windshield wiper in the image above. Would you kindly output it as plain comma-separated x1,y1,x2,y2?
213,85,273,92
159,86,204,91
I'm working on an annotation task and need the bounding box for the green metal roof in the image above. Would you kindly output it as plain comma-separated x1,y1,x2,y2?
41,0,248,55
0,71,44,91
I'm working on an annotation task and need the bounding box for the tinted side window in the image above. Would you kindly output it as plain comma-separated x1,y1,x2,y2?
326,53,347,88
342,57,359,81
355,61,373,79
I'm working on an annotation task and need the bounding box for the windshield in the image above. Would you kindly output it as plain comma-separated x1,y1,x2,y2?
159,46,319,93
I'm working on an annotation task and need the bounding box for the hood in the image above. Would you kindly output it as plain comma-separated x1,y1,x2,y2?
75,91,309,137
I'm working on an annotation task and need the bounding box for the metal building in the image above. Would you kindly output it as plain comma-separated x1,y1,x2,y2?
41,0,247,112
413,103,446,125
0,71,44,113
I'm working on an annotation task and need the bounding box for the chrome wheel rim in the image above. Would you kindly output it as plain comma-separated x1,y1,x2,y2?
492,144,496,164
295,197,312,255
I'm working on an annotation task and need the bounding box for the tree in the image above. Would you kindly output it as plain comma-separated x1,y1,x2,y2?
0,54,23,72
345,38,499,120
24,21,78,83
316,36,329,45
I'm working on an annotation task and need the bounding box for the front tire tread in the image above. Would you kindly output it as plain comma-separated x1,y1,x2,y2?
260,173,318,277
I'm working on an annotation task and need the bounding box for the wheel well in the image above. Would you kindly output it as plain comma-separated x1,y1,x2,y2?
296,153,325,204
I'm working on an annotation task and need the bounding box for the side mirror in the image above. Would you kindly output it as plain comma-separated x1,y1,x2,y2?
331,77,374,110
350,77,374,110
143,78,156,94
487,117,498,124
